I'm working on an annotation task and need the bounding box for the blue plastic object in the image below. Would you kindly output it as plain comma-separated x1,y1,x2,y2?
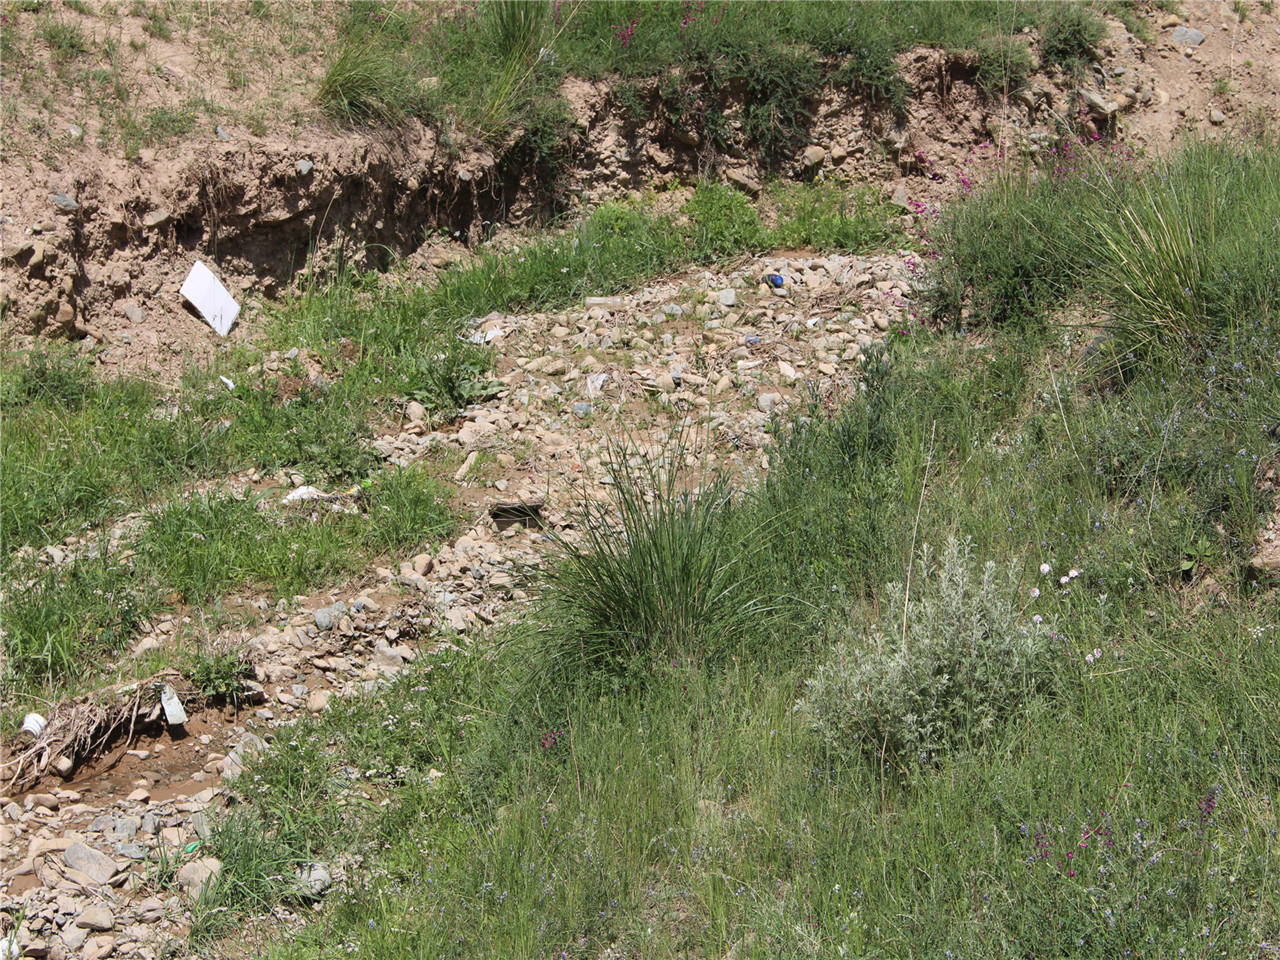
763,273,785,288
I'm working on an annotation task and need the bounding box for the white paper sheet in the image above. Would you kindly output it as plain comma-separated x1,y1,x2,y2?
180,261,240,336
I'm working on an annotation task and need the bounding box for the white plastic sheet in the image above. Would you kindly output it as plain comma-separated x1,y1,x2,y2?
180,261,240,336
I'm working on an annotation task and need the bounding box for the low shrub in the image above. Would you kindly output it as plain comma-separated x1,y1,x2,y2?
1039,2,1106,72
798,538,1054,767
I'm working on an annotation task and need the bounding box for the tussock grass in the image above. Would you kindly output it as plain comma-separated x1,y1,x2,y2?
524,440,778,690
927,133,1280,362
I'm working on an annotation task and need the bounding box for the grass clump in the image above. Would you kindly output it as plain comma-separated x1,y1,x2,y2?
1039,2,1107,72
927,133,1280,361
38,18,89,63
317,39,432,126
972,34,1035,96
528,447,774,689
799,538,1054,768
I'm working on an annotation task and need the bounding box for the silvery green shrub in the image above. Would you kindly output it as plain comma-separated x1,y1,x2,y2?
798,538,1053,766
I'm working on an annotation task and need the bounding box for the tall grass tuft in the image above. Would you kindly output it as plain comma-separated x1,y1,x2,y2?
926,133,1280,362
1083,137,1280,359
487,0,546,65
317,41,430,125
528,440,775,688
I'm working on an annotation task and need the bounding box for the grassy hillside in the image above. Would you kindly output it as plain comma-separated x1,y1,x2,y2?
175,134,1280,956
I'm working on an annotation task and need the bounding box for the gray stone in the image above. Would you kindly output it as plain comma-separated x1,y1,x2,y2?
1171,25,1206,46
717,289,737,307
802,145,826,167
757,393,780,415
571,402,593,418
135,897,164,923
112,842,147,861
59,925,89,951
296,861,332,899
215,125,231,141
725,169,761,195
124,305,145,324
296,159,313,176
66,124,84,141
176,857,222,900
62,843,117,884
1209,108,1227,125
1080,90,1119,118
49,193,78,212
142,209,170,228
139,813,159,835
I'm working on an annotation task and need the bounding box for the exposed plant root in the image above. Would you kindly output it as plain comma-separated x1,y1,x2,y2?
2,669,203,793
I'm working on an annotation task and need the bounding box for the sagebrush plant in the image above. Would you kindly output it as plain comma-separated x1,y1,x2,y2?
799,538,1054,767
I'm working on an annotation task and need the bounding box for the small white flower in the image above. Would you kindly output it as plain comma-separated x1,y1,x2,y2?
1032,614,1043,624
1040,563,1052,575
1069,568,1081,579
1085,653,1094,665
1030,588,1040,598
1060,575,1071,585
1093,648,1102,659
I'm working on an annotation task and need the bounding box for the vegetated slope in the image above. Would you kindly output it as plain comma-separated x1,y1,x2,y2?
1,0,1277,384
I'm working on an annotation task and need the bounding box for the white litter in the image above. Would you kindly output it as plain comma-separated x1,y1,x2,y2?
219,376,235,391
464,328,504,344
585,372,610,397
21,712,47,738
180,261,240,336
282,486,326,503
159,684,188,725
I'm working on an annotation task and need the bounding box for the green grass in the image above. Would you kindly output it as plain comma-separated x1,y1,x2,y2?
926,133,1280,362
38,18,89,63
2,466,454,687
212,311,1279,956
316,0,1101,170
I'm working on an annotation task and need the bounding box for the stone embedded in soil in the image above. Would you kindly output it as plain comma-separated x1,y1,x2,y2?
296,861,332,900
1171,25,1206,46
176,857,222,900
61,843,117,885
306,690,331,713
48,192,78,212
135,897,164,923
74,906,114,932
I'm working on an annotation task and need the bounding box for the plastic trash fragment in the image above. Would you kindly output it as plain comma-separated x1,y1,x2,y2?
219,376,235,391
180,261,240,336
763,273,785,288
21,712,47,738
282,486,326,504
159,684,188,725
585,372,610,397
